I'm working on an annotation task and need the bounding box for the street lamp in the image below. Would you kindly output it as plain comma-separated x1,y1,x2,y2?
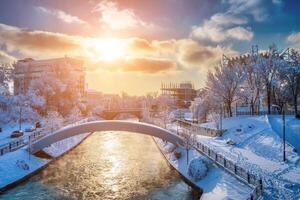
282,103,286,162
273,103,286,162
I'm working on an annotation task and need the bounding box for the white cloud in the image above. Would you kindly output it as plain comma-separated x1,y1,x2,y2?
225,0,268,22
226,26,253,41
190,13,253,42
35,6,86,24
286,32,300,49
287,32,300,44
93,0,147,30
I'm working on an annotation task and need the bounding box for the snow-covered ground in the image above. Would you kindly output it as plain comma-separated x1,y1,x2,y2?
0,123,33,146
154,138,253,200
0,132,91,190
193,115,300,199
268,115,300,152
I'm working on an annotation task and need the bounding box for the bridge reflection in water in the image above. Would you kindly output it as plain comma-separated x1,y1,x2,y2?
1,131,194,200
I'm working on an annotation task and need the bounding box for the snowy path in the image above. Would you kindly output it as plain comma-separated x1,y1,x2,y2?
192,116,300,200
154,138,252,200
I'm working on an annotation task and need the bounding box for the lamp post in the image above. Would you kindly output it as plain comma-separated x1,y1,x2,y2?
282,103,286,162
273,103,286,162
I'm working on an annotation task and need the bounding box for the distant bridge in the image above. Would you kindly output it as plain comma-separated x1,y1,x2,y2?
101,108,143,120
30,120,184,154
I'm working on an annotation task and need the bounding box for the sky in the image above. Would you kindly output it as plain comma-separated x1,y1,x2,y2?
0,0,300,95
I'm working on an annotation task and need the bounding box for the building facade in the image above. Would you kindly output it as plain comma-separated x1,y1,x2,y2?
13,57,85,97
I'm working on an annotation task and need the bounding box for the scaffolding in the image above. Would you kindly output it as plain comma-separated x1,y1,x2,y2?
161,81,197,108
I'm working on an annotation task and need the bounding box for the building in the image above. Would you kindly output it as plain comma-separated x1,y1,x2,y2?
13,57,85,97
161,81,197,108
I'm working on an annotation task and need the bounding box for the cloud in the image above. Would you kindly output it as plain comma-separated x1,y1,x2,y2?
224,0,268,22
0,23,82,57
190,13,253,42
0,50,16,63
122,57,176,73
226,26,254,41
35,6,86,24
0,23,236,76
177,39,236,70
86,57,176,74
127,38,155,53
286,32,300,49
93,0,147,30
287,32,300,44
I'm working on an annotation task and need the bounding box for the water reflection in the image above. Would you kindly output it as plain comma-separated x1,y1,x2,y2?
1,131,194,200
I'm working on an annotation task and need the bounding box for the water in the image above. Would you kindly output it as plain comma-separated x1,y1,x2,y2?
0,131,194,200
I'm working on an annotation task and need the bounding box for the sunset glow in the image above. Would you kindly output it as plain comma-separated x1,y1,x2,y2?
0,0,299,95
85,38,127,61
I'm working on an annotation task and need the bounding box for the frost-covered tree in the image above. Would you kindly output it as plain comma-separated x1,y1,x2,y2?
241,55,263,113
206,60,245,117
9,93,43,125
28,67,82,117
190,94,211,123
257,45,281,114
42,111,64,133
66,106,82,123
277,49,300,114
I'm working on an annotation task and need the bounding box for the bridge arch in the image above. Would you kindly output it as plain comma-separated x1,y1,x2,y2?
30,120,184,154
101,109,143,120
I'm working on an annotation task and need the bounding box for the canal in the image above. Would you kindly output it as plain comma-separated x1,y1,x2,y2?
0,131,194,200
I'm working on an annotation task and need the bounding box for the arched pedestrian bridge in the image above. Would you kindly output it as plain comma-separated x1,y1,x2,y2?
30,120,184,154
101,108,143,120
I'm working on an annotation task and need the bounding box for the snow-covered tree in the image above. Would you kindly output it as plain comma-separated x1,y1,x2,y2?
66,106,82,123
257,45,281,114
190,94,211,123
42,111,64,133
206,60,245,117
277,49,300,114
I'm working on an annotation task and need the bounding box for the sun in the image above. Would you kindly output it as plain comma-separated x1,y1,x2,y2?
86,38,127,61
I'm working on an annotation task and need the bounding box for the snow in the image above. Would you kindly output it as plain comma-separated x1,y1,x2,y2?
195,115,300,199
154,138,252,200
0,120,92,190
0,123,33,146
268,115,300,152
188,157,208,181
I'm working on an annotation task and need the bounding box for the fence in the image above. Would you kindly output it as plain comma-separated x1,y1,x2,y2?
0,138,25,156
193,141,263,200
235,110,295,116
0,129,47,156
175,118,223,137
147,117,263,200
0,118,93,157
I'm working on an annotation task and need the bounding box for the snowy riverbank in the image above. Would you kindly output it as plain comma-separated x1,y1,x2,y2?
0,132,91,192
195,115,300,199
153,137,252,200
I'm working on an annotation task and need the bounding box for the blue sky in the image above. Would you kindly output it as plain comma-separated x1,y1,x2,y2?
0,0,299,94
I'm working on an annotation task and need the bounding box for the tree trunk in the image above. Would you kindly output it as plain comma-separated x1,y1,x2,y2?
228,101,232,117
267,87,271,114
294,95,298,115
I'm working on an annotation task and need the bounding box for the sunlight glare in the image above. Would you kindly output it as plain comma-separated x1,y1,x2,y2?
86,38,127,61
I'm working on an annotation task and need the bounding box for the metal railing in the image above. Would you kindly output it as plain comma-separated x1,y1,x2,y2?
193,141,263,200
0,118,92,156
0,130,44,156
147,117,263,200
